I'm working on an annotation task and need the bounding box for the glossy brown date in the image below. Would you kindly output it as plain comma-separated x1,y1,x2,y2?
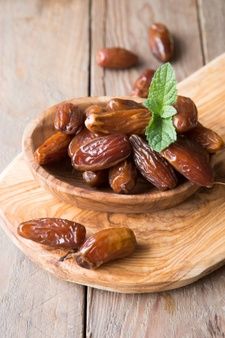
129,135,177,190
173,96,198,133
68,128,98,158
85,107,150,135
72,134,131,171
76,227,137,269
34,131,72,165
54,102,84,135
186,123,224,153
109,160,137,194
106,98,143,111
85,96,198,136
149,23,174,62
96,47,138,69
131,68,155,98
161,138,214,187
82,170,108,187
85,104,107,117
17,218,86,249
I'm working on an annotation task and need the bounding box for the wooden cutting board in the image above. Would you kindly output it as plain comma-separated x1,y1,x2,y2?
0,54,225,293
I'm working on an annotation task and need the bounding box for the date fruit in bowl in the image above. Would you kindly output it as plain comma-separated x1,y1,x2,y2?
22,63,223,213
22,95,203,213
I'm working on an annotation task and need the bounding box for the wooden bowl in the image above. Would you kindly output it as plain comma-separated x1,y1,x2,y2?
22,96,199,214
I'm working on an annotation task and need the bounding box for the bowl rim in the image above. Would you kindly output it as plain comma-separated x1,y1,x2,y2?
22,96,198,206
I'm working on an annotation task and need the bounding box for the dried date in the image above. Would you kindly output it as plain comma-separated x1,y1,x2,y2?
129,135,177,190
131,69,155,98
68,128,98,158
173,96,198,133
72,134,131,171
96,47,138,69
54,102,84,135
17,218,86,249
186,123,224,153
109,160,137,194
82,170,108,187
149,23,174,62
85,107,150,135
85,104,107,117
161,137,214,187
76,227,137,269
34,131,72,165
106,98,143,111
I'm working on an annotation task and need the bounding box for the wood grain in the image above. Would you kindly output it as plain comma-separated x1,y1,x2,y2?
88,0,225,337
86,274,225,338
1,54,225,292
1,0,225,337
198,0,225,63
0,0,89,172
0,147,224,293
91,0,203,97
0,1,89,337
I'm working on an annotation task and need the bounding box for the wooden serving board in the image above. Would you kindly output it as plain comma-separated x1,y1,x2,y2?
0,153,224,293
0,54,225,293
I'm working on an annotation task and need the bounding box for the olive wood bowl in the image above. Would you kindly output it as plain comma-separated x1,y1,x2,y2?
22,96,199,214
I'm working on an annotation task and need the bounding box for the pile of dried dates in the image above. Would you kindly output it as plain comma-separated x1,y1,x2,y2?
20,21,225,271
18,218,137,269
35,96,224,193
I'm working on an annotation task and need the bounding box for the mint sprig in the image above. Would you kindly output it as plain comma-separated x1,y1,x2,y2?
145,63,177,152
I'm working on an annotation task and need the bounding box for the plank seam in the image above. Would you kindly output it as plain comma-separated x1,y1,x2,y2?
83,286,88,338
88,0,92,96
85,1,92,337
102,0,108,95
196,0,207,65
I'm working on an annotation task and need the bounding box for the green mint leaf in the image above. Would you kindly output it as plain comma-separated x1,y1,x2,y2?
145,115,177,152
145,62,177,115
160,105,177,118
144,63,178,152
144,99,160,115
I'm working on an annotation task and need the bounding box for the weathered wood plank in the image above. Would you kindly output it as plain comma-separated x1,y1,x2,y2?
198,0,225,62
0,0,89,171
91,0,203,97
0,1,89,337
87,0,225,337
87,270,225,338
0,227,85,338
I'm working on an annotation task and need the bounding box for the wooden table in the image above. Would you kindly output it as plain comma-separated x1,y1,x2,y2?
1,1,225,337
